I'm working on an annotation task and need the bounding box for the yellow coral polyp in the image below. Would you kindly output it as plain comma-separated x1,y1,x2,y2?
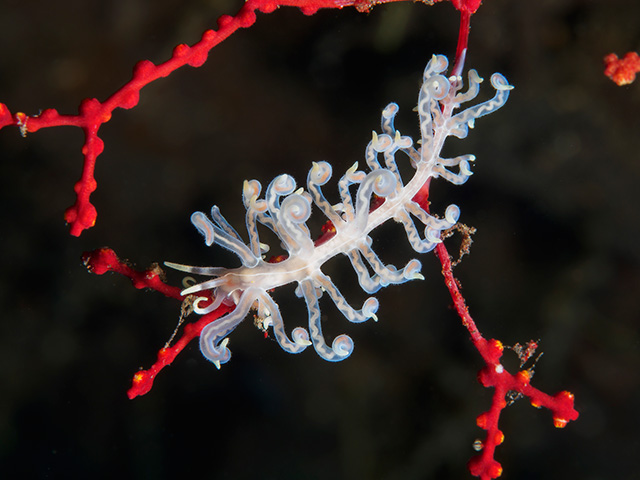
516,369,531,385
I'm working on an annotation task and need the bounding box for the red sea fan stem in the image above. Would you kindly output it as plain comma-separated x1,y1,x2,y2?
81,247,234,398
434,242,484,347
434,240,578,479
126,307,233,399
0,0,423,237
82,247,182,299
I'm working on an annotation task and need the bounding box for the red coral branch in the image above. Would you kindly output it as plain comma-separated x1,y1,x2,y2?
0,0,422,237
82,247,182,298
410,130,578,478
433,242,579,479
126,308,233,399
81,247,233,398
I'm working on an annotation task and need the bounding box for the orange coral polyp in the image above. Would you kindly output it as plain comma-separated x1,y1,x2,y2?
604,52,640,86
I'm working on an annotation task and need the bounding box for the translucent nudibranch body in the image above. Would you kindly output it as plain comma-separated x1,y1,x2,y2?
166,54,512,368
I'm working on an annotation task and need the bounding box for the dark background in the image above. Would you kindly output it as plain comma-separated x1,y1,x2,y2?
1,0,639,478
